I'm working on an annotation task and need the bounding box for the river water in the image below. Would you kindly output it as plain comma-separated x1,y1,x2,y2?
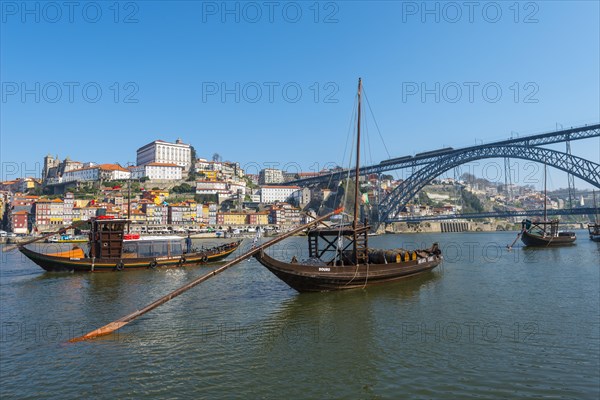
1,232,599,399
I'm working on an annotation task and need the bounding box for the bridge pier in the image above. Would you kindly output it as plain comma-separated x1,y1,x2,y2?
440,221,469,233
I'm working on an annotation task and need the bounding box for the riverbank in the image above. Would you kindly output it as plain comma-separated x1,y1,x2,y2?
385,220,586,233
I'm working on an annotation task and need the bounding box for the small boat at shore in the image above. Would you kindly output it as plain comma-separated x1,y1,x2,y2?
253,78,442,292
589,191,600,242
46,234,88,243
19,216,241,272
588,223,600,242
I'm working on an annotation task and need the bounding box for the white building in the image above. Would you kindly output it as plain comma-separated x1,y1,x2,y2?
259,168,284,185
196,181,229,196
137,139,192,171
260,185,301,204
63,164,131,183
131,163,183,180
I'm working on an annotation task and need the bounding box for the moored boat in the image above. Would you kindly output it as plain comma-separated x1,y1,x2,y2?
588,223,600,242
520,219,577,247
254,78,442,292
19,216,241,272
520,163,576,247
589,191,600,242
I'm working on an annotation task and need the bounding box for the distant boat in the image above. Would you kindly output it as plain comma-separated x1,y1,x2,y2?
520,164,576,247
589,190,600,242
20,216,241,272
47,234,88,243
254,78,442,292
588,223,600,242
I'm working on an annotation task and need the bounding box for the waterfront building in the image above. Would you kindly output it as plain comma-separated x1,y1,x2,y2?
208,203,217,225
248,211,270,226
63,192,74,225
74,206,98,222
11,210,29,234
33,199,52,231
141,202,168,225
130,163,183,180
168,203,193,225
8,194,38,227
216,212,248,226
129,209,147,224
196,203,209,225
258,168,284,185
268,203,300,226
259,185,301,204
136,139,192,171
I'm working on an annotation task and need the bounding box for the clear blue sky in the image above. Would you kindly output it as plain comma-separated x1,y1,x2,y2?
1,1,599,190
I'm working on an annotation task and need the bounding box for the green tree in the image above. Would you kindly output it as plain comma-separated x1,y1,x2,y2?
195,194,218,203
461,189,484,213
172,183,195,193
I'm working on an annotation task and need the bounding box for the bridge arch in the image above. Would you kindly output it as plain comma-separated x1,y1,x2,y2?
379,145,600,222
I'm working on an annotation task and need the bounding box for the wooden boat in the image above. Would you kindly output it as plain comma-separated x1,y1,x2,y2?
520,219,576,247
588,223,600,242
254,78,443,292
19,216,242,272
589,191,600,242
520,164,576,247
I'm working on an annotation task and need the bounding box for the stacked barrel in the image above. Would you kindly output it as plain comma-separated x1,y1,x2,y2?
367,248,418,264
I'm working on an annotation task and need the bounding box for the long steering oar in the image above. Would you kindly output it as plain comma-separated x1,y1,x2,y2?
69,208,343,343
2,220,89,252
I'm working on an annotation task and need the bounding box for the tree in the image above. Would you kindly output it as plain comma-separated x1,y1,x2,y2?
212,153,221,162
172,183,195,193
461,189,484,213
195,194,218,204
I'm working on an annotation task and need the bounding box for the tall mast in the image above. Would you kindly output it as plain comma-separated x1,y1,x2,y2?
594,190,598,224
543,163,547,222
127,178,132,233
354,78,362,229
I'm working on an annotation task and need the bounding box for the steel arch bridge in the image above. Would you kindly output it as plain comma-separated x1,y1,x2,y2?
287,123,600,187
282,123,600,224
379,146,600,222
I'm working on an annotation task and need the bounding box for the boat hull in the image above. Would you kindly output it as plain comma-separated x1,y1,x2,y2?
521,231,576,247
254,251,442,292
590,234,600,242
19,241,241,272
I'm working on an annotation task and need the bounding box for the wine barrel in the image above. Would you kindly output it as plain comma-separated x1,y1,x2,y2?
367,249,401,264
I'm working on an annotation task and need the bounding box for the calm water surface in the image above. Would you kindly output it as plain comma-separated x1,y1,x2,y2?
1,232,599,399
